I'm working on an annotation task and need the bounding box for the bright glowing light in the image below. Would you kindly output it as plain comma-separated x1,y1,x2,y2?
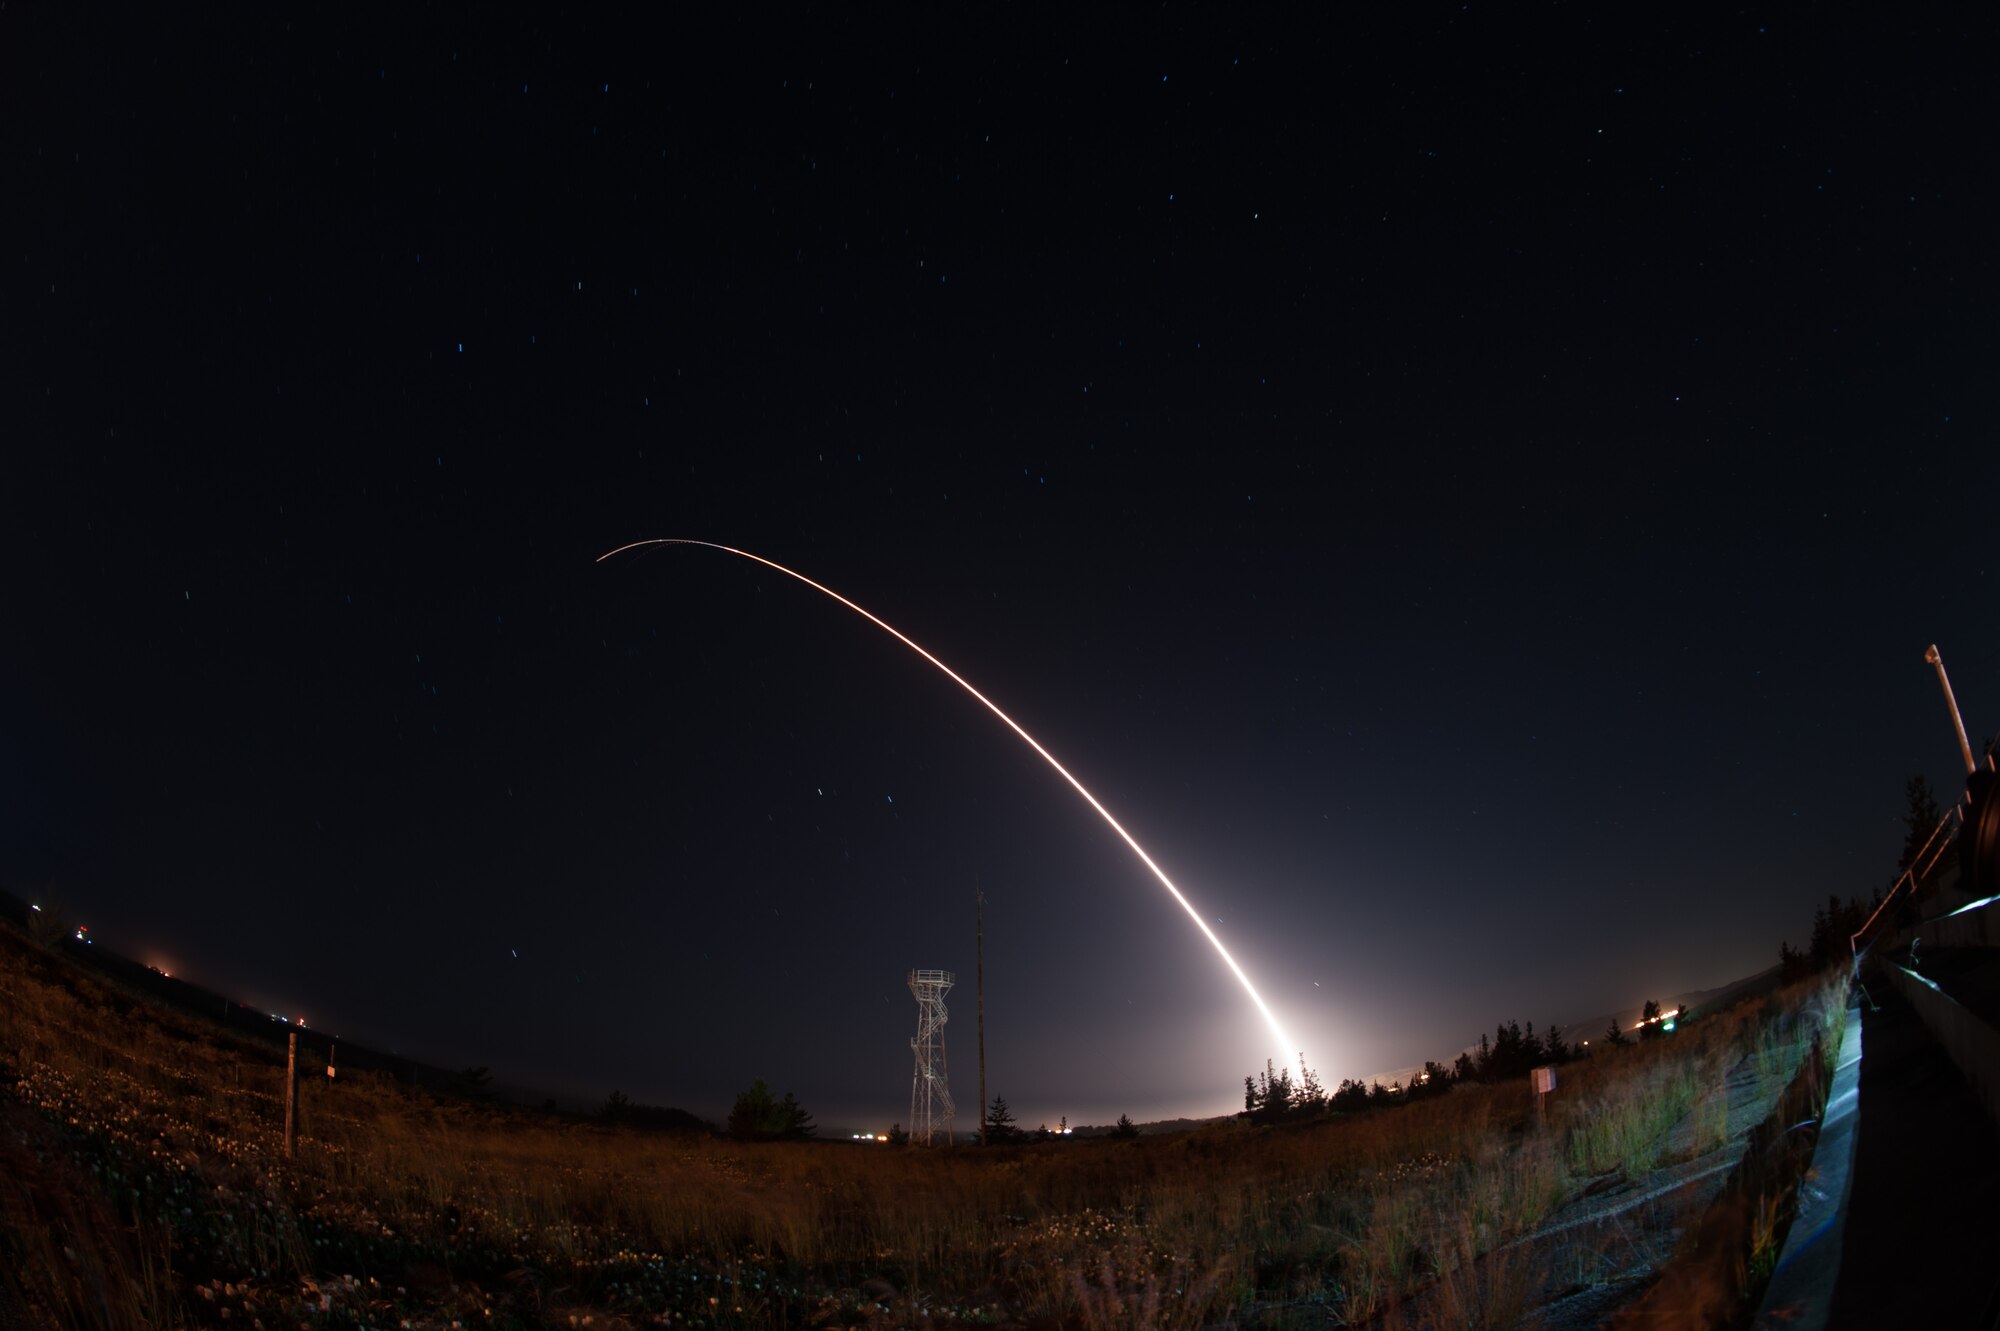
599,537,1297,1062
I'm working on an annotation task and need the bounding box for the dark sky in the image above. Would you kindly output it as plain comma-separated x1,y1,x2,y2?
7,8,1995,1129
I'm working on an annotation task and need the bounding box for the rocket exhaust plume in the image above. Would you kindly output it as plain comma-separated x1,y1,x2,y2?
598,538,1297,1062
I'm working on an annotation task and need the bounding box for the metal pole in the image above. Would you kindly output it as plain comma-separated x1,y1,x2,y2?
1925,644,1978,776
941,1012,952,1147
977,887,988,1147
283,1030,297,1159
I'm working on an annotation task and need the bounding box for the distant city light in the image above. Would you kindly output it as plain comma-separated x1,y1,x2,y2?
1633,1006,1684,1031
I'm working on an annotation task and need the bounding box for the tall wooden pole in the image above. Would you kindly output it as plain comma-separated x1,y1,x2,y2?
283,1030,298,1159
976,887,988,1147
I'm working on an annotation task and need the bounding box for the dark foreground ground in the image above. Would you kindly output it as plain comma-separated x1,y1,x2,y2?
1825,978,2000,1328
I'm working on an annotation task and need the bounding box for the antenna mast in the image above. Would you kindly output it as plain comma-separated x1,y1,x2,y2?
977,888,988,1146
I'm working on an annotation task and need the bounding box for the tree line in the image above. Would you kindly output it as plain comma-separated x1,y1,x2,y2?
597,1081,1154,1147
981,1096,1137,1142
1776,772,1952,981
1236,999,1697,1125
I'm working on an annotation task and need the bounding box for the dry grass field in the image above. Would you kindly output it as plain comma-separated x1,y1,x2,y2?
0,922,1844,1329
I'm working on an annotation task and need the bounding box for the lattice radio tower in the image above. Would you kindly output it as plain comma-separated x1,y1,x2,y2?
907,968,956,1146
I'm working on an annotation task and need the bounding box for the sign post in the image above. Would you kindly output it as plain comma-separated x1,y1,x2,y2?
1531,1065,1556,1127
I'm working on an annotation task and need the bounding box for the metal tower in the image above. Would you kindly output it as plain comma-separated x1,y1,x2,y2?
907,968,956,1145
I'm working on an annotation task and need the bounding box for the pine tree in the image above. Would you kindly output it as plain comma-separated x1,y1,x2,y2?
1243,1059,1295,1124
1900,774,1943,876
449,1066,495,1100
1544,1023,1569,1064
728,1080,813,1140
1807,899,1835,965
1111,1113,1140,1139
984,1095,1021,1143
779,1090,816,1139
1294,1056,1328,1118
24,891,71,950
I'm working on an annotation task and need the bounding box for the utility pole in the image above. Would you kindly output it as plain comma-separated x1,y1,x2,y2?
283,1030,298,1160
1925,644,1979,776
976,886,988,1147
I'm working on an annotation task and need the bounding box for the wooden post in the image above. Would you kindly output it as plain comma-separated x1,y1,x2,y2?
976,887,988,1147
326,1041,337,1083
283,1030,297,1159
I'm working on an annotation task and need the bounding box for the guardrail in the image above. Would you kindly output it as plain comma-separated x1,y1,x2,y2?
1850,804,1964,960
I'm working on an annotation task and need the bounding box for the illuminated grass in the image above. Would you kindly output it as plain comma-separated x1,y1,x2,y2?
0,922,1844,1329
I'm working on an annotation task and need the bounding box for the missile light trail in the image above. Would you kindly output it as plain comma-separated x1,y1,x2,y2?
598,537,1298,1063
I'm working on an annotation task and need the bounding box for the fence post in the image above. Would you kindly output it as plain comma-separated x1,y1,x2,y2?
283,1030,297,1159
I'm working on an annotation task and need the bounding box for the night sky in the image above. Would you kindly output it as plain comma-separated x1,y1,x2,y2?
7,9,1995,1131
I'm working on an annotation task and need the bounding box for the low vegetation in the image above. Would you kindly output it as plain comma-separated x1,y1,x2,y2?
0,918,1845,1329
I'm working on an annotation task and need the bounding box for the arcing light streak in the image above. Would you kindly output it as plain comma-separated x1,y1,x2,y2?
599,538,1296,1061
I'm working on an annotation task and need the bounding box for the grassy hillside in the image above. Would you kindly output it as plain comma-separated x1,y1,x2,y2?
0,918,1843,1329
